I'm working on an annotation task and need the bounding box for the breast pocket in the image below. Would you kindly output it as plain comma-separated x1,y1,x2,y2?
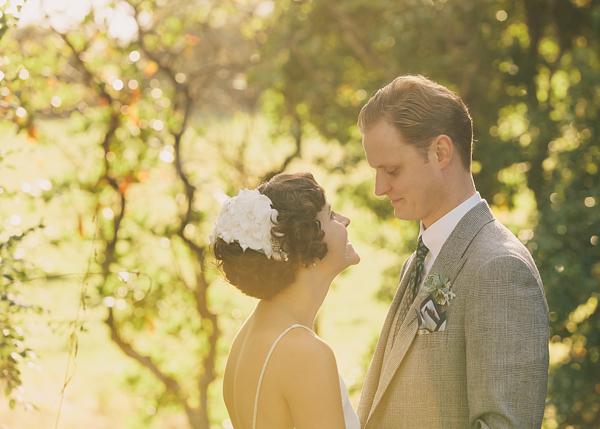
414,330,449,350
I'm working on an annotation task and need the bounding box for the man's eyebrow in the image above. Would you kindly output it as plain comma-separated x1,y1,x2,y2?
373,163,397,170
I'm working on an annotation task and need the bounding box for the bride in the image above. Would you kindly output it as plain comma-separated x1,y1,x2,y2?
211,172,361,429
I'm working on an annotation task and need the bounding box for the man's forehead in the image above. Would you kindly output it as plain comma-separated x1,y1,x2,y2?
363,137,404,168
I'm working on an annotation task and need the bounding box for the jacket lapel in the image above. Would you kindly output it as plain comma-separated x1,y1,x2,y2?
367,256,467,422
365,201,495,424
357,254,416,422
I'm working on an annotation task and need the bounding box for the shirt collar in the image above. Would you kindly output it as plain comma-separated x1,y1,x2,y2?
419,192,482,262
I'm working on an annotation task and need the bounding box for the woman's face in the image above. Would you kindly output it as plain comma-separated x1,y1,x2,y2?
316,203,360,272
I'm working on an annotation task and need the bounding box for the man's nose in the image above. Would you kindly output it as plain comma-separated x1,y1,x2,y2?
374,173,391,197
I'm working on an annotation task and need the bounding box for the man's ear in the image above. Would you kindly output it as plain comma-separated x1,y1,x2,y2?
433,135,453,169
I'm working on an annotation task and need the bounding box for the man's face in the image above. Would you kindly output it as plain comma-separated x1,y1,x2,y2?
362,120,441,227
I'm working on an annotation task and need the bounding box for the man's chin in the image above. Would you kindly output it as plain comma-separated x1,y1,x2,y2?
393,208,416,221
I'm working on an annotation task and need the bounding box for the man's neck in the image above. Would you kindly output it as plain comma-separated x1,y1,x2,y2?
423,177,476,228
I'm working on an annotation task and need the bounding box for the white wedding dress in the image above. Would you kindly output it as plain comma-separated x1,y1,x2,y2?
252,324,361,429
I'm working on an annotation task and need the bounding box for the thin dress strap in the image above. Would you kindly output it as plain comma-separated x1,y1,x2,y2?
252,324,313,429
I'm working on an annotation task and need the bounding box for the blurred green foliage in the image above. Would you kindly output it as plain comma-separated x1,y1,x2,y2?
0,2,44,416
0,0,598,428
0,151,44,413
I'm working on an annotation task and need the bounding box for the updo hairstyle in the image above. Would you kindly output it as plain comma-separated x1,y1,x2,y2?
213,172,328,299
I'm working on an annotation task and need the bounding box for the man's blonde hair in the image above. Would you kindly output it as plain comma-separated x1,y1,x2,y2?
358,75,473,170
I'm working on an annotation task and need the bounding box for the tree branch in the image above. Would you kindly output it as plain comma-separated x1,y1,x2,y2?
261,115,303,183
326,4,386,71
106,308,185,398
60,33,114,104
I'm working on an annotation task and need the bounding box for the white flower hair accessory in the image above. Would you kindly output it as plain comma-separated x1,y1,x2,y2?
209,189,288,261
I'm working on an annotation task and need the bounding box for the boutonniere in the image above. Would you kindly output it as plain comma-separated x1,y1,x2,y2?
415,274,455,334
422,273,455,306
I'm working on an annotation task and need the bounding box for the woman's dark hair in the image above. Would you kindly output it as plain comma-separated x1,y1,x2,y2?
212,172,328,299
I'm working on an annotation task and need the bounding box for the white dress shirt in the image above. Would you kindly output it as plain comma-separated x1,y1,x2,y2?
419,192,482,285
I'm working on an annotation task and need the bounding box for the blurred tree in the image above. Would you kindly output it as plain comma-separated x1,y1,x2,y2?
1,0,299,427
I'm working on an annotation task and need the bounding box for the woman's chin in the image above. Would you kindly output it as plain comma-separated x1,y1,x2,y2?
346,244,360,265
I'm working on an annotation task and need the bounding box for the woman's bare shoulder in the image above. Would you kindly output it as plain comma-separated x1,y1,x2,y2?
271,328,339,388
272,328,346,428
279,328,336,362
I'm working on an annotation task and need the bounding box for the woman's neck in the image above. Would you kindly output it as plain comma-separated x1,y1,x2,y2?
256,266,334,329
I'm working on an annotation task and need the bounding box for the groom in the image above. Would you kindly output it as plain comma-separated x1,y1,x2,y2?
357,75,549,428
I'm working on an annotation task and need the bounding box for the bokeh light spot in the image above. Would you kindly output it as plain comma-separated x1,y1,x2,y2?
356,89,367,101
103,296,116,308
21,182,32,193
151,119,164,131
118,271,130,282
159,150,174,163
129,51,140,62
102,207,115,220
14,247,26,260
10,215,21,226
151,87,163,98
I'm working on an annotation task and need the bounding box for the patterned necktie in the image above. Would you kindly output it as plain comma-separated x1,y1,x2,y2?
392,236,429,339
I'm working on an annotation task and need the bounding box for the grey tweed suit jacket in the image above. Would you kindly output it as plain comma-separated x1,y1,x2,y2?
358,201,549,428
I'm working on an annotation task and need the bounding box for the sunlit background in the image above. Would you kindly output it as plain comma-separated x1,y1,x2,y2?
18,0,138,40
1,0,599,428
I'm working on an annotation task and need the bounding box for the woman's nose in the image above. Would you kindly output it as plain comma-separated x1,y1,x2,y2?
339,214,350,227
